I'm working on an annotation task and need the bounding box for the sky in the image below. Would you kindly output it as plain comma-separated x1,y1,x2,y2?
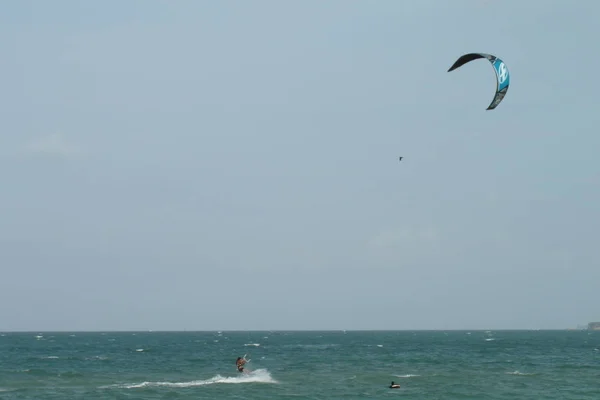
1,0,599,331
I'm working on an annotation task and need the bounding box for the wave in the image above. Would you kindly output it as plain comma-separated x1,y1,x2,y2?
103,368,277,389
395,374,420,378
22,368,49,376
283,344,339,350
20,368,84,378
86,356,109,361
506,370,536,376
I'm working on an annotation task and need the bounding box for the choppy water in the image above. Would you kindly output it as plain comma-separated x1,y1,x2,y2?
0,330,598,399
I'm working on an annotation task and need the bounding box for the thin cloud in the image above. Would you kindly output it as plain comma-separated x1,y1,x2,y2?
24,133,83,157
368,226,438,249
366,226,441,267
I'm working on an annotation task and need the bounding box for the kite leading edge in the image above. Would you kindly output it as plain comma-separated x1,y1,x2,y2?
448,53,510,110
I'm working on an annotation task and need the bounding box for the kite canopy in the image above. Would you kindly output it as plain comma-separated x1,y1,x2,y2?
448,52,510,110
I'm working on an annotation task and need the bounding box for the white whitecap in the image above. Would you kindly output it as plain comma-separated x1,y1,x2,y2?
506,370,535,376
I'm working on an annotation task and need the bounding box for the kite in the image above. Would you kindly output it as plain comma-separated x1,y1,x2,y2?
447,53,510,110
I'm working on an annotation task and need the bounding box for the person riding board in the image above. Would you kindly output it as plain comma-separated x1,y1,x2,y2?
389,381,400,389
236,357,246,372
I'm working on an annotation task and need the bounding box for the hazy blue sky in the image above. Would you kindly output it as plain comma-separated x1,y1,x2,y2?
1,0,599,331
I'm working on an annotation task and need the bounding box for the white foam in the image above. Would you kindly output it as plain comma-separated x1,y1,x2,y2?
245,343,260,347
291,344,338,350
103,369,277,389
506,370,535,376
395,374,420,378
87,356,109,361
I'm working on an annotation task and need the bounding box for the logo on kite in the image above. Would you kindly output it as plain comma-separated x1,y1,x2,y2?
447,53,510,110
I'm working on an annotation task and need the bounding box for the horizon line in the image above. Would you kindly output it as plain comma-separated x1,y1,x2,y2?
0,328,593,333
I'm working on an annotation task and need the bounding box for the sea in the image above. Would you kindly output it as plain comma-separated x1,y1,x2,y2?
0,330,598,399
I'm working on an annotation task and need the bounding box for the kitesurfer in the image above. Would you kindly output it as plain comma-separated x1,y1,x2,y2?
236,357,246,372
389,381,400,389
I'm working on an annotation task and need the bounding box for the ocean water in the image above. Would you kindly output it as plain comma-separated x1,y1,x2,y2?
0,330,598,399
